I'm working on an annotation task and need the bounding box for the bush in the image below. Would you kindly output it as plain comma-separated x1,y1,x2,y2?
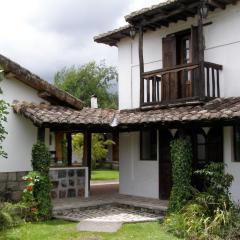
32,142,51,175
0,202,28,230
22,142,52,221
164,162,238,240
168,137,193,213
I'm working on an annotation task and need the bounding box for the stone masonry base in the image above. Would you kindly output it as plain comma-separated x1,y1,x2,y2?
0,171,28,201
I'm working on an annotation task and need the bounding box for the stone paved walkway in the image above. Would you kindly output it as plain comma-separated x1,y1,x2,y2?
54,204,162,223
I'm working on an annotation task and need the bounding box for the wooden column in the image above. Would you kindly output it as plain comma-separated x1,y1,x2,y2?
198,9,205,100
83,132,92,191
139,26,145,106
66,132,72,166
37,127,45,142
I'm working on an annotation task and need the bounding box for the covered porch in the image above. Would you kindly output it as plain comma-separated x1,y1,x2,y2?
12,97,240,204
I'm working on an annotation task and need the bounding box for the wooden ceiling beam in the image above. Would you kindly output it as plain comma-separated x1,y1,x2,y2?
137,2,200,27
208,0,226,9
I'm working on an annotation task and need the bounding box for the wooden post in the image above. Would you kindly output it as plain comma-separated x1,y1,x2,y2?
83,131,92,191
198,8,205,100
139,26,145,106
66,132,72,166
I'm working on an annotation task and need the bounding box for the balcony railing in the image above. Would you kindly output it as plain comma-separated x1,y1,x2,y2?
141,62,223,107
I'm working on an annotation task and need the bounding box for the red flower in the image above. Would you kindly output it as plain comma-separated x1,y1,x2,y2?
31,207,38,212
26,185,33,191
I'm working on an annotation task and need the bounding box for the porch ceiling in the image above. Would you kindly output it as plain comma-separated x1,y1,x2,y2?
12,97,240,131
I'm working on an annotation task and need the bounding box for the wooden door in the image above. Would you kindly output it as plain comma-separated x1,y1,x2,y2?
159,129,173,200
162,35,178,101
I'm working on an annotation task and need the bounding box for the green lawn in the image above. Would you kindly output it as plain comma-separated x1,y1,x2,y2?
0,220,180,240
91,169,119,181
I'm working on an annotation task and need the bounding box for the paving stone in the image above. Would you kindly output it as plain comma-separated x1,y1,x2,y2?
77,221,122,233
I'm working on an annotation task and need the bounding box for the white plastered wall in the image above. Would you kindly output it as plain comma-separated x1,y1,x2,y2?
119,131,159,199
0,77,46,172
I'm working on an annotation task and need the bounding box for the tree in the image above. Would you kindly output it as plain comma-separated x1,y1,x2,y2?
54,61,118,109
72,133,114,169
0,69,9,158
54,61,118,169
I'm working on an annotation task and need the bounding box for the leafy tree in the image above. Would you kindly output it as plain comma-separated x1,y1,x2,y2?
54,61,118,109
0,69,9,158
55,61,118,169
72,133,114,169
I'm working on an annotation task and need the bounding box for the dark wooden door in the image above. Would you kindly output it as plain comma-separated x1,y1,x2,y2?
162,35,178,101
159,129,173,200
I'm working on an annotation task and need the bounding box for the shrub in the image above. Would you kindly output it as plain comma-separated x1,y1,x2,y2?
22,142,52,221
32,142,51,175
165,162,238,240
0,202,28,230
168,137,193,213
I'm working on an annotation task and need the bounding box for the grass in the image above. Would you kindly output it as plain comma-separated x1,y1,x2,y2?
91,169,119,181
0,220,180,240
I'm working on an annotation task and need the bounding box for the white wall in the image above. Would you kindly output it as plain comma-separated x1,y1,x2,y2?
118,2,240,110
119,132,159,199
0,77,45,172
224,127,240,203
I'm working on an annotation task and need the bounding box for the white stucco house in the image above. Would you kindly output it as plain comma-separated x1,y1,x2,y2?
2,0,240,204
94,0,240,202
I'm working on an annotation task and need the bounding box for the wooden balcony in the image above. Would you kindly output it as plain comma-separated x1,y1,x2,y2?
140,62,223,107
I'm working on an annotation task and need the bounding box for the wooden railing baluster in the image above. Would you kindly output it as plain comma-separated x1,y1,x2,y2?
147,78,150,102
217,69,220,97
152,76,156,102
141,61,222,106
206,66,210,97
212,67,215,97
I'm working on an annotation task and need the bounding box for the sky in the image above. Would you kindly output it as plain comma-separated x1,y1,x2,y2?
0,0,163,82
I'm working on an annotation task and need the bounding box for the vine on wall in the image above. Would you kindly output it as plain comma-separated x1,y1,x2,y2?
168,137,193,213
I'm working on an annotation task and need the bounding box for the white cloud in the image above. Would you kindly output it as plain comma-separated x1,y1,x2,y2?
0,0,164,82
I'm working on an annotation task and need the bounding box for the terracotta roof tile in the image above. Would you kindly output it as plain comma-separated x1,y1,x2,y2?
12,97,240,129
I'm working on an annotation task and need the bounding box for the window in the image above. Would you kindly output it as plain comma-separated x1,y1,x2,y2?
234,126,240,162
140,130,157,160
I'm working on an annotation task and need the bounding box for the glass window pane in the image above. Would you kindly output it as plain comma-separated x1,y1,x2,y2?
140,130,157,160
234,126,240,162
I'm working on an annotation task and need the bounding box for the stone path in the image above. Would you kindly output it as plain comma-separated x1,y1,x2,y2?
55,204,163,232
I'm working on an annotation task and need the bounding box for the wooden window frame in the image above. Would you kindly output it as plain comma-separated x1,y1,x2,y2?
140,129,157,161
233,125,240,162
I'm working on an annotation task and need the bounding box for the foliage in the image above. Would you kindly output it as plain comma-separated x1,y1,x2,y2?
24,142,52,221
0,220,180,240
0,69,9,158
0,202,28,230
72,133,115,170
31,142,51,175
54,61,118,109
165,162,239,240
168,137,193,213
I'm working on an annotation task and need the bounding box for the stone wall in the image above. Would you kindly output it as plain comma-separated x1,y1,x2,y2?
0,171,28,201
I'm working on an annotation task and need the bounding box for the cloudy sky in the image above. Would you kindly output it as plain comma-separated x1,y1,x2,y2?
0,0,163,82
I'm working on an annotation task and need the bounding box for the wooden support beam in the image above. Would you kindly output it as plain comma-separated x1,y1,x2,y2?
139,26,145,106
66,132,72,166
208,0,226,9
198,9,205,100
83,132,92,191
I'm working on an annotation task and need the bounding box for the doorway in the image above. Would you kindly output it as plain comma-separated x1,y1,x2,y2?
158,127,223,199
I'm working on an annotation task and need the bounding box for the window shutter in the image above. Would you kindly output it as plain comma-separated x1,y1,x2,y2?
162,35,178,101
